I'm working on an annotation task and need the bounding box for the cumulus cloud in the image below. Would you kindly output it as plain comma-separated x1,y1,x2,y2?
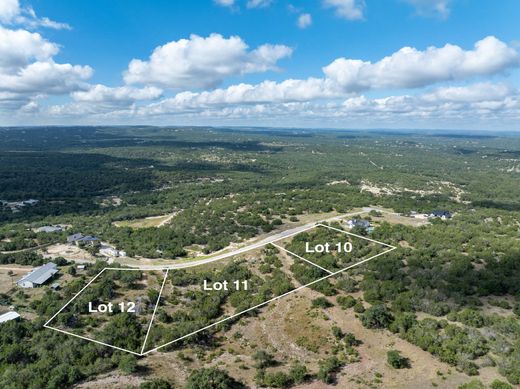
0,26,91,110
323,0,365,21
297,13,312,29
123,33,293,89
0,26,58,70
404,0,452,18
247,0,272,8
0,0,70,29
0,0,20,24
140,78,342,115
71,85,163,104
323,36,519,91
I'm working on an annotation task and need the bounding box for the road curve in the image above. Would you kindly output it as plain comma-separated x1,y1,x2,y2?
122,209,369,270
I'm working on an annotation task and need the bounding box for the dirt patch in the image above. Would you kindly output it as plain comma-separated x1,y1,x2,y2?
41,243,96,263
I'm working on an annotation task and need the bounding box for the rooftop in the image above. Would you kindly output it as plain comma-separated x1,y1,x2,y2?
18,262,58,285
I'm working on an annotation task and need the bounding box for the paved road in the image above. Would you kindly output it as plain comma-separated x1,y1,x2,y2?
124,208,370,270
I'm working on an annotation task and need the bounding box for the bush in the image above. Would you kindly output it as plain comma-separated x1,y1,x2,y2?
118,354,137,374
490,380,513,389
337,295,356,309
387,350,409,369
312,297,333,309
288,363,308,384
361,305,394,329
458,380,485,389
186,368,244,389
317,356,343,384
353,301,365,313
252,350,276,369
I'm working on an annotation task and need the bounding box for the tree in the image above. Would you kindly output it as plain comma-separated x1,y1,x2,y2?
186,368,244,389
387,350,409,369
317,356,343,384
361,304,394,329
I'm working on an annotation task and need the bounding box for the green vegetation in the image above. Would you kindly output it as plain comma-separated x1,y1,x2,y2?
0,127,519,387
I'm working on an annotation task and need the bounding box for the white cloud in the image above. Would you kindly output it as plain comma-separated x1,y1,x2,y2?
71,85,163,104
214,0,235,7
0,0,19,24
323,36,519,91
0,61,92,94
0,26,58,70
0,0,70,30
323,0,364,21
404,0,452,18
247,0,272,8
141,78,342,114
0,25,91,111
123,33,292,89
297,13,312,29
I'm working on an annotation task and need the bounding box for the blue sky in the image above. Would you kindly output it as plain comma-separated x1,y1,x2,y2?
1,0,519,129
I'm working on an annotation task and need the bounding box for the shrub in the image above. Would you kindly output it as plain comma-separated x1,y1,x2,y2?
361,305,394,329
386,350,409,369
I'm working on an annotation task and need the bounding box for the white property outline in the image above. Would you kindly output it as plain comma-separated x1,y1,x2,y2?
45,223,397,356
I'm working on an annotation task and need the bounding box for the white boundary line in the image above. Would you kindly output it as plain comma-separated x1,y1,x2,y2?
140,269,169,354
142,246,396,355
44,267,107,326
270,242,333,274
44,223,396,356
317,223,397,249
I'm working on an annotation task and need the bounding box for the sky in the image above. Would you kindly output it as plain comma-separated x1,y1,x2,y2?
0,0,519,130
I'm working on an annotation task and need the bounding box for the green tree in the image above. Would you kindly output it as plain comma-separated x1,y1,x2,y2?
186,368,244,389
361,304,394,329
387,350,409,369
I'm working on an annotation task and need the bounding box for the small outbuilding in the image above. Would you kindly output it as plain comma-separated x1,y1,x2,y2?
0,312,21,324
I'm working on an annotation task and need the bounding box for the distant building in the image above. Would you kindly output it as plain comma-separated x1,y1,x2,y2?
347,219,371,230
0,312,21,324
99,246,126,257
23,199,39,206
67,233,84,243
67,233,99,245
17,262,59,288
51,283,61,290
429,210,452,220
77,264,86,270
36,225,63,233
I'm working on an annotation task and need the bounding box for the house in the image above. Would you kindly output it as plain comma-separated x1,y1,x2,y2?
51,283,61,290
0,312,21,324
36,225,63,233
77,264,86,270
347,219,371,230
67,233,99,245
17,262,59,288
67,233,84,243
23,199,39,206
429,210,452,220
99,246,127,257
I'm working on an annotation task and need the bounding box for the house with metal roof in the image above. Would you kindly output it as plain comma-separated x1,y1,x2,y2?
67,233,99,246
36,225,63,233
0,311,21,323
17,262,59,288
